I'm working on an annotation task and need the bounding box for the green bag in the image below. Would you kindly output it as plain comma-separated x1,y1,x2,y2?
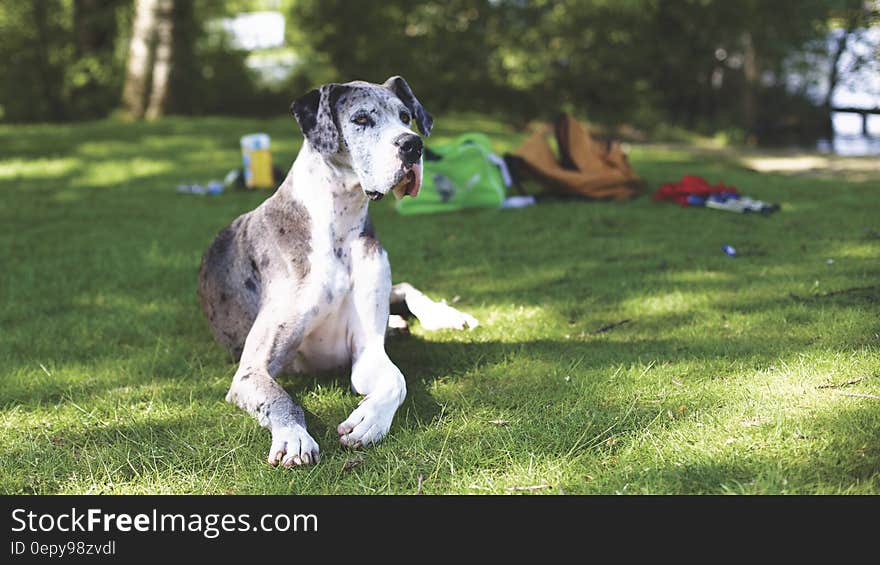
396,133,508,215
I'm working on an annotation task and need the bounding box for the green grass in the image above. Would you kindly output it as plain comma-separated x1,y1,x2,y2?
1,114,878,495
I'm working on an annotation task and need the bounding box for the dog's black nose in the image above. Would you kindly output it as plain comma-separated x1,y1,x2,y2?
395,133,423,165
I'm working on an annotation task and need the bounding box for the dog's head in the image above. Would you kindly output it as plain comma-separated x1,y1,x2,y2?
291,76,433,201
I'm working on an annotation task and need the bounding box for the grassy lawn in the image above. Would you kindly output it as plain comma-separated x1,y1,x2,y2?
1,114,878,495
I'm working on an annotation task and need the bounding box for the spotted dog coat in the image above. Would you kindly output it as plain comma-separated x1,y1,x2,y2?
198,77,478,467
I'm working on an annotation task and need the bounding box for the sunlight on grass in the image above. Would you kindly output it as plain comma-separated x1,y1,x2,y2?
73,158,175,187
666,270,734,284
0,157,80,180
71,292,179,317
621,289,714,316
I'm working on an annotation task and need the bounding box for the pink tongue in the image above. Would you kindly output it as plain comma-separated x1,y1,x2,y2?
408,163,421,197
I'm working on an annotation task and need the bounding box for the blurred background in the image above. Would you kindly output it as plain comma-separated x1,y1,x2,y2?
1,0,878,153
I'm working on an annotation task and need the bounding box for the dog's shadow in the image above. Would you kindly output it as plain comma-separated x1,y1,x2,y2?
273,330,507,442
272,330,608,445
275,321,807,449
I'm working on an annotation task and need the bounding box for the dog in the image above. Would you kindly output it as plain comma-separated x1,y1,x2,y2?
197,77,478,467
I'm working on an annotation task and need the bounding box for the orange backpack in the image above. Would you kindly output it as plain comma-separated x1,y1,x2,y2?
505,114,643,201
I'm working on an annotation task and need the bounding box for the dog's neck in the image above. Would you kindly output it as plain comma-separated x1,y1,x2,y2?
286,142,370,245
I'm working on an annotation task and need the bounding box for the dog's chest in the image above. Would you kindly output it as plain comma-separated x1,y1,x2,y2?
294,246,355,371
309,240,353,317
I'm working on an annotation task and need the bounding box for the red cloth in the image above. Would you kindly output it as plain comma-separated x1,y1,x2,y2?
652,175,737,206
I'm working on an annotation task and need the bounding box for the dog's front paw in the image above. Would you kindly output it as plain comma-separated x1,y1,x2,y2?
337,393,400,448
268,425,320,467
416,301,479,331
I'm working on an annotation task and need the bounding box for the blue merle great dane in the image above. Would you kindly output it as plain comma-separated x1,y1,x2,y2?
198,77,478,467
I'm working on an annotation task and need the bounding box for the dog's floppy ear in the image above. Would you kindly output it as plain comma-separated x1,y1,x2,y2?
383,76,433,136
290,83,348,154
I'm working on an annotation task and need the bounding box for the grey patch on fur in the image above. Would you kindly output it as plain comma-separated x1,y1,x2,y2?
197,175,312,361
290,83,351,155
262,185,313,281
359,215,384,256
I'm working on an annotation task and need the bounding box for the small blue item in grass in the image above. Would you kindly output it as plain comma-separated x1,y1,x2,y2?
722,245,737,257
177,181,224,196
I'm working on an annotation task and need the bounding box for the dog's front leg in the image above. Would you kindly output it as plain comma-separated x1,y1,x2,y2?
337,244,406,448
226,297,320,467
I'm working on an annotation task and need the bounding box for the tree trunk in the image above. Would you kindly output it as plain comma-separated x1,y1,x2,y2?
741,31,758,142
32,1,67,121
822,26,854,138
144,0,175,120
74,0,118,56
73,0,119,117
122,0,158,119
167,0,198,114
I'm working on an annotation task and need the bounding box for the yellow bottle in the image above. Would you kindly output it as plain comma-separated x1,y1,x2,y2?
240,133,274,189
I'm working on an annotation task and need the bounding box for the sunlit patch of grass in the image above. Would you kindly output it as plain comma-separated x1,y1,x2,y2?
73,158,176,187
0,157,80,180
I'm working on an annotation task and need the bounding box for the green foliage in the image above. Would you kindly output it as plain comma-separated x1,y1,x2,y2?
289,0,513,115
0,1,71,122
0,1,874,139
175,31,264,116
289,0,861,136
0,1,128,123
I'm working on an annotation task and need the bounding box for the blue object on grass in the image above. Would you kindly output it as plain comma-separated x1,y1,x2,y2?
722,245,737,257
177,181,224,196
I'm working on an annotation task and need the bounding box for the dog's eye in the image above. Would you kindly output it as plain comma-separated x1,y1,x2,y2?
352,115,372,126
400,112,411,125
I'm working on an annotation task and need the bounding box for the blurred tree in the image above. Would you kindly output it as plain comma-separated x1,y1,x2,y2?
70,0,125,118
287,0,847,138
122,0,198,120
0,2,68,122
0,0,874,143
290,0,515,116
143,0,174,119
166,0,199,114
122,0,156,119
821,0,880,135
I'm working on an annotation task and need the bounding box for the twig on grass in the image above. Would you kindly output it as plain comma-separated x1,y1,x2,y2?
790,285,880,302
817,376,870,389
835,392,880,400
342,458,363,472
507,484,552,492
593,319,631,334
416,474,424,495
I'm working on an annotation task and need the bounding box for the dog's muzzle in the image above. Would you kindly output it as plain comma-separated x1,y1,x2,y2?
391,163,422,200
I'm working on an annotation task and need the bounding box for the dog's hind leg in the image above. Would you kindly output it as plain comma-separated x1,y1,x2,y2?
389,282,479,331
225,289,320,467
